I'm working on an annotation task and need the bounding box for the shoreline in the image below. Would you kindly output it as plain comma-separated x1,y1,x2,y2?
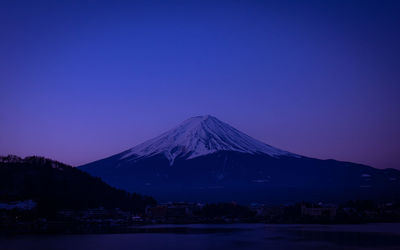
2,221,400,236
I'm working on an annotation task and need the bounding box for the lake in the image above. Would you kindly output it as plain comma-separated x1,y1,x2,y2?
1,223,400,250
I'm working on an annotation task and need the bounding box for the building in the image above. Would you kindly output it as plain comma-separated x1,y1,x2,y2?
301,204,337,217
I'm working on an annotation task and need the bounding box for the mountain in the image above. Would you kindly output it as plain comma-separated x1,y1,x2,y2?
0,155,156,214
79,115,400,203
119,115,297,165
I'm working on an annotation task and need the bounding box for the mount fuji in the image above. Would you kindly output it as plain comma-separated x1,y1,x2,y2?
119,115,297,165
79,115,400,203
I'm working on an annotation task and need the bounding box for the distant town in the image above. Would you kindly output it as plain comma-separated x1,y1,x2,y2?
1,199,400,234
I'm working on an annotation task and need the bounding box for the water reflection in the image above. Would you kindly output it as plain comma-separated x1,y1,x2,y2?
1,224,399,250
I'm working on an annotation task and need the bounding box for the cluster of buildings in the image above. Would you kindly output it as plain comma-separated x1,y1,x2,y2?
300,203,337,218
53,202,208,224
145,202,204,223
57,207,134,224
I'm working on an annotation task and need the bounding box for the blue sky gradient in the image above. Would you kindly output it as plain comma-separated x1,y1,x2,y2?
1,0,399,169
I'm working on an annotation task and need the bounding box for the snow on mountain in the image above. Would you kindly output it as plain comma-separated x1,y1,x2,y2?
120,115,297,165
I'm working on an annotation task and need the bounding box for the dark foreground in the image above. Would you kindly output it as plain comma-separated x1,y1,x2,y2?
1,223,400,250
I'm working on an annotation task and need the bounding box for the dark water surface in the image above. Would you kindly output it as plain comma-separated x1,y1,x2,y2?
1,223,400,250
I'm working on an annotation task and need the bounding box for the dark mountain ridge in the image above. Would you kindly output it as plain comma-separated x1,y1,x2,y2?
0,155,156,214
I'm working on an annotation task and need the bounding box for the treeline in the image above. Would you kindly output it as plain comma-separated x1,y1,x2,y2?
196,203,255,219
193,201,400,224
0,155,156,216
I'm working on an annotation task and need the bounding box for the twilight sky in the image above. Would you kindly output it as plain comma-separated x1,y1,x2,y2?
0,0,399,169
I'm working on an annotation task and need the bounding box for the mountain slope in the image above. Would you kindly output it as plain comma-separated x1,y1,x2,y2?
120,115,297,165
0,155,156,214
79,116,400,203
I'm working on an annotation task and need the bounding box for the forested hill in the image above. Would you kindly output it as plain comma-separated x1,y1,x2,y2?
0,155,156,214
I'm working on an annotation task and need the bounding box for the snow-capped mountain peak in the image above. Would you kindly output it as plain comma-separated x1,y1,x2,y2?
120,115,296,165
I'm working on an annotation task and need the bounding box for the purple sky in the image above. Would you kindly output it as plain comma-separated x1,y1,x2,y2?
1,0,399,169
